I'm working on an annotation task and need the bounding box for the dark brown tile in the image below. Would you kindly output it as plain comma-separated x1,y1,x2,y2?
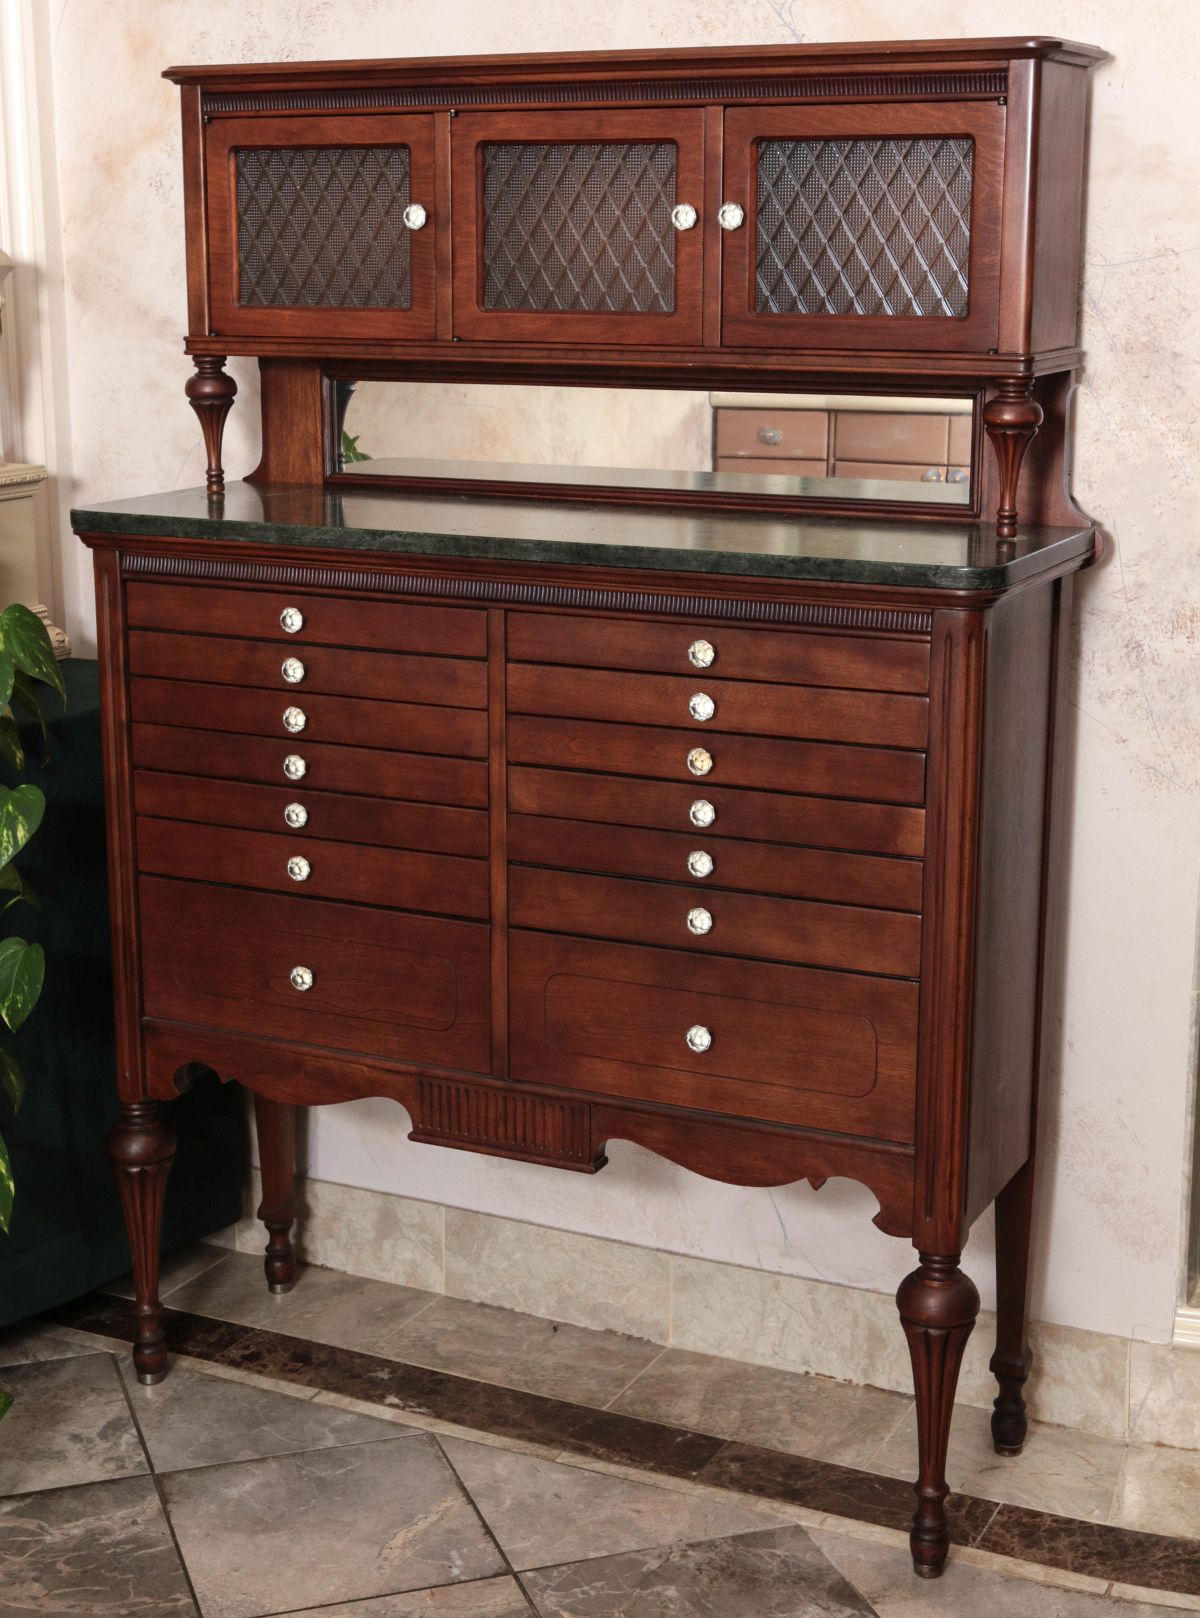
979,1504,1200,1596
44,1293,252,1362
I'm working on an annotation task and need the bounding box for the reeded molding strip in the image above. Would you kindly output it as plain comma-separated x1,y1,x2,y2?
412,1078,600,1171
202,71,1007,114
119,552,934,634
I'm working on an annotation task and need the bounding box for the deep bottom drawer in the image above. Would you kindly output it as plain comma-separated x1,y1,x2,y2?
140,878,490,1073
509,931,917,1141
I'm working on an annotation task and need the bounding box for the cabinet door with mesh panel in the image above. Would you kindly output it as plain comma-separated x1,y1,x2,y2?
721,103,1004,353
452,110,706,345
206,115,437,340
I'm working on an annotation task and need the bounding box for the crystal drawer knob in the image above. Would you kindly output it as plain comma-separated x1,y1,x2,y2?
757,426,783,445
687,849,714,879
686,1024,712,1053
718,201,745,231
687,906,713,936
289,965,313,992
688,638,715,668
282,706,307,734
279,607,304,634
689,798,716,828
687,747,713,777
283,802,308,829
689,692,715,723
287,855,311,883
283,753,307,780
671,202,698,231
403,202,427,230
281,656,306,684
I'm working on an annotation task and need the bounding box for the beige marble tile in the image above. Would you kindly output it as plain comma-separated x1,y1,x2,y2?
1108,1585,1200,1611
444,1208,671,1340
0,1321,105,1368
278,1579,533,1616
610,1345,910,1465
1130,1341,1200,1450
872,1401,1126,1521
1110,1442,1200,1538
295,1179,445,1293
546,1450,829,1528
104,1240,229,1301
0,1355,148,1495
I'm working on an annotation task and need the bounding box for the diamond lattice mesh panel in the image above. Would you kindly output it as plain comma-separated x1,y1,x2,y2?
755,137,973,318
481,142,678,314
236,146,412,309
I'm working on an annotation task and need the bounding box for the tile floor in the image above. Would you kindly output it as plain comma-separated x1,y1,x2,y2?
1,1245,1196,1616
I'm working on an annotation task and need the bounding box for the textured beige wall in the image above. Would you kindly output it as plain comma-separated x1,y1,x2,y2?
44,1,1200,1343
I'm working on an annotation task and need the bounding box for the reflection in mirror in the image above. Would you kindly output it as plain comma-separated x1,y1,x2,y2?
337,383,973,506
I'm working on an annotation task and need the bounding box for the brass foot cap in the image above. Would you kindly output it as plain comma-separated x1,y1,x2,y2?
137,1370,167,1386
993,1442,1024,1457
913,1564,945,1580
268,1280,296,1295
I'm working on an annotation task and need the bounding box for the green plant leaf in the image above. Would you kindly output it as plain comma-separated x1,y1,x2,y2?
0,715,24,771
0,1050,24,1113
0,652,15,711
10,674,48,761
0,1129,12,1234
0,605,65,700
0,865,38,913
0,939,44,1032
0,785,44,869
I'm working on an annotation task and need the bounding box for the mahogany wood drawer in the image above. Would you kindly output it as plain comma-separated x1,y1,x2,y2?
508,716,925,805
135,771,488,858
126,582,486,657
131,678,487,757
507,615,929,693
834,461,946,484
832,411,950,464
509,866,920,978
508,766,925,857
714,408,828,460
128,631,486,709
132,724,488,806
714,456,827,478
509,931,917,1141
507,664,928,749
508,814,921,911
948,413,973,464
137,817,488,919
140,877,490,1073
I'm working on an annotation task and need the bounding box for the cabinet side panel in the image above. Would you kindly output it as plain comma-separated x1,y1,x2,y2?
965,585,1054,1223
1029,63,1089,353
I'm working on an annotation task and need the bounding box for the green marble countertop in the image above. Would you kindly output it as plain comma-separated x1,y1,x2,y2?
72,482,1095,592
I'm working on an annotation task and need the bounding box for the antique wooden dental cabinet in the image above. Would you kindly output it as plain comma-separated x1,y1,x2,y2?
74,37,1103,1577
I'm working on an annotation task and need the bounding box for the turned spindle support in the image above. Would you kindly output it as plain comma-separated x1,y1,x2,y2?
253,1094,298,1294
983,379,1043,540
185,356,237,495
105,1100,177,1385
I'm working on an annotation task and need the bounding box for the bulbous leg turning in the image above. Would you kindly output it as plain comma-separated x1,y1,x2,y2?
105,1100,176,1384
253,1095,297,1294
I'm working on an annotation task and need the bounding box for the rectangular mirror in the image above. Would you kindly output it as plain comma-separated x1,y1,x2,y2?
335,383,974,507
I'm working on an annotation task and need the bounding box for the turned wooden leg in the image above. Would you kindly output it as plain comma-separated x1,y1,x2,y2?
105,1100,176,1385
185,356,237,495
253,1094,297,1294
990,1159,1035,1454
983,379,1043,540
897,1253,980,1578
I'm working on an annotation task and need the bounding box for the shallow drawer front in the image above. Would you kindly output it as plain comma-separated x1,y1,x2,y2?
714,409,828,460
510,931,916,1141
833,412,949,465
135,772,488,858
509,814,921,912
507,616,929,693
509,867,919,978
137,818,488,919
131,678,487,758
508,665,927,749
948,413,973,465
715,456,827,477
133,725,488,807
128,632,487,709
508,767,925,857
509,717,925,805
141,877,490,1073
127,582,486,657
834,462,944,484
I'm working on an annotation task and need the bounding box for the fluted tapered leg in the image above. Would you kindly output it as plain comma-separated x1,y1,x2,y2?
991,1161,1036,1454
105,1100,176,1384
897,1253,980,1577
253,1094,297,1294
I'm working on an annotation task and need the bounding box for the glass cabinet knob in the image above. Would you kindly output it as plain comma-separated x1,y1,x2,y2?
283,802,308,829
687,849,714,879
687,906,713,935
687,747,713,777
689,692,716,723
281,656,306,684
689,797,716,828
686,1024,712,1053
403,202,428,230
718,201,745,231
688,638,715,669
287,855,311,883
283,753,307,781
279,607,304,633
282,705,307,734
289,965,314,992
756,425,783,445
921,467,945,482
670,202,698,231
